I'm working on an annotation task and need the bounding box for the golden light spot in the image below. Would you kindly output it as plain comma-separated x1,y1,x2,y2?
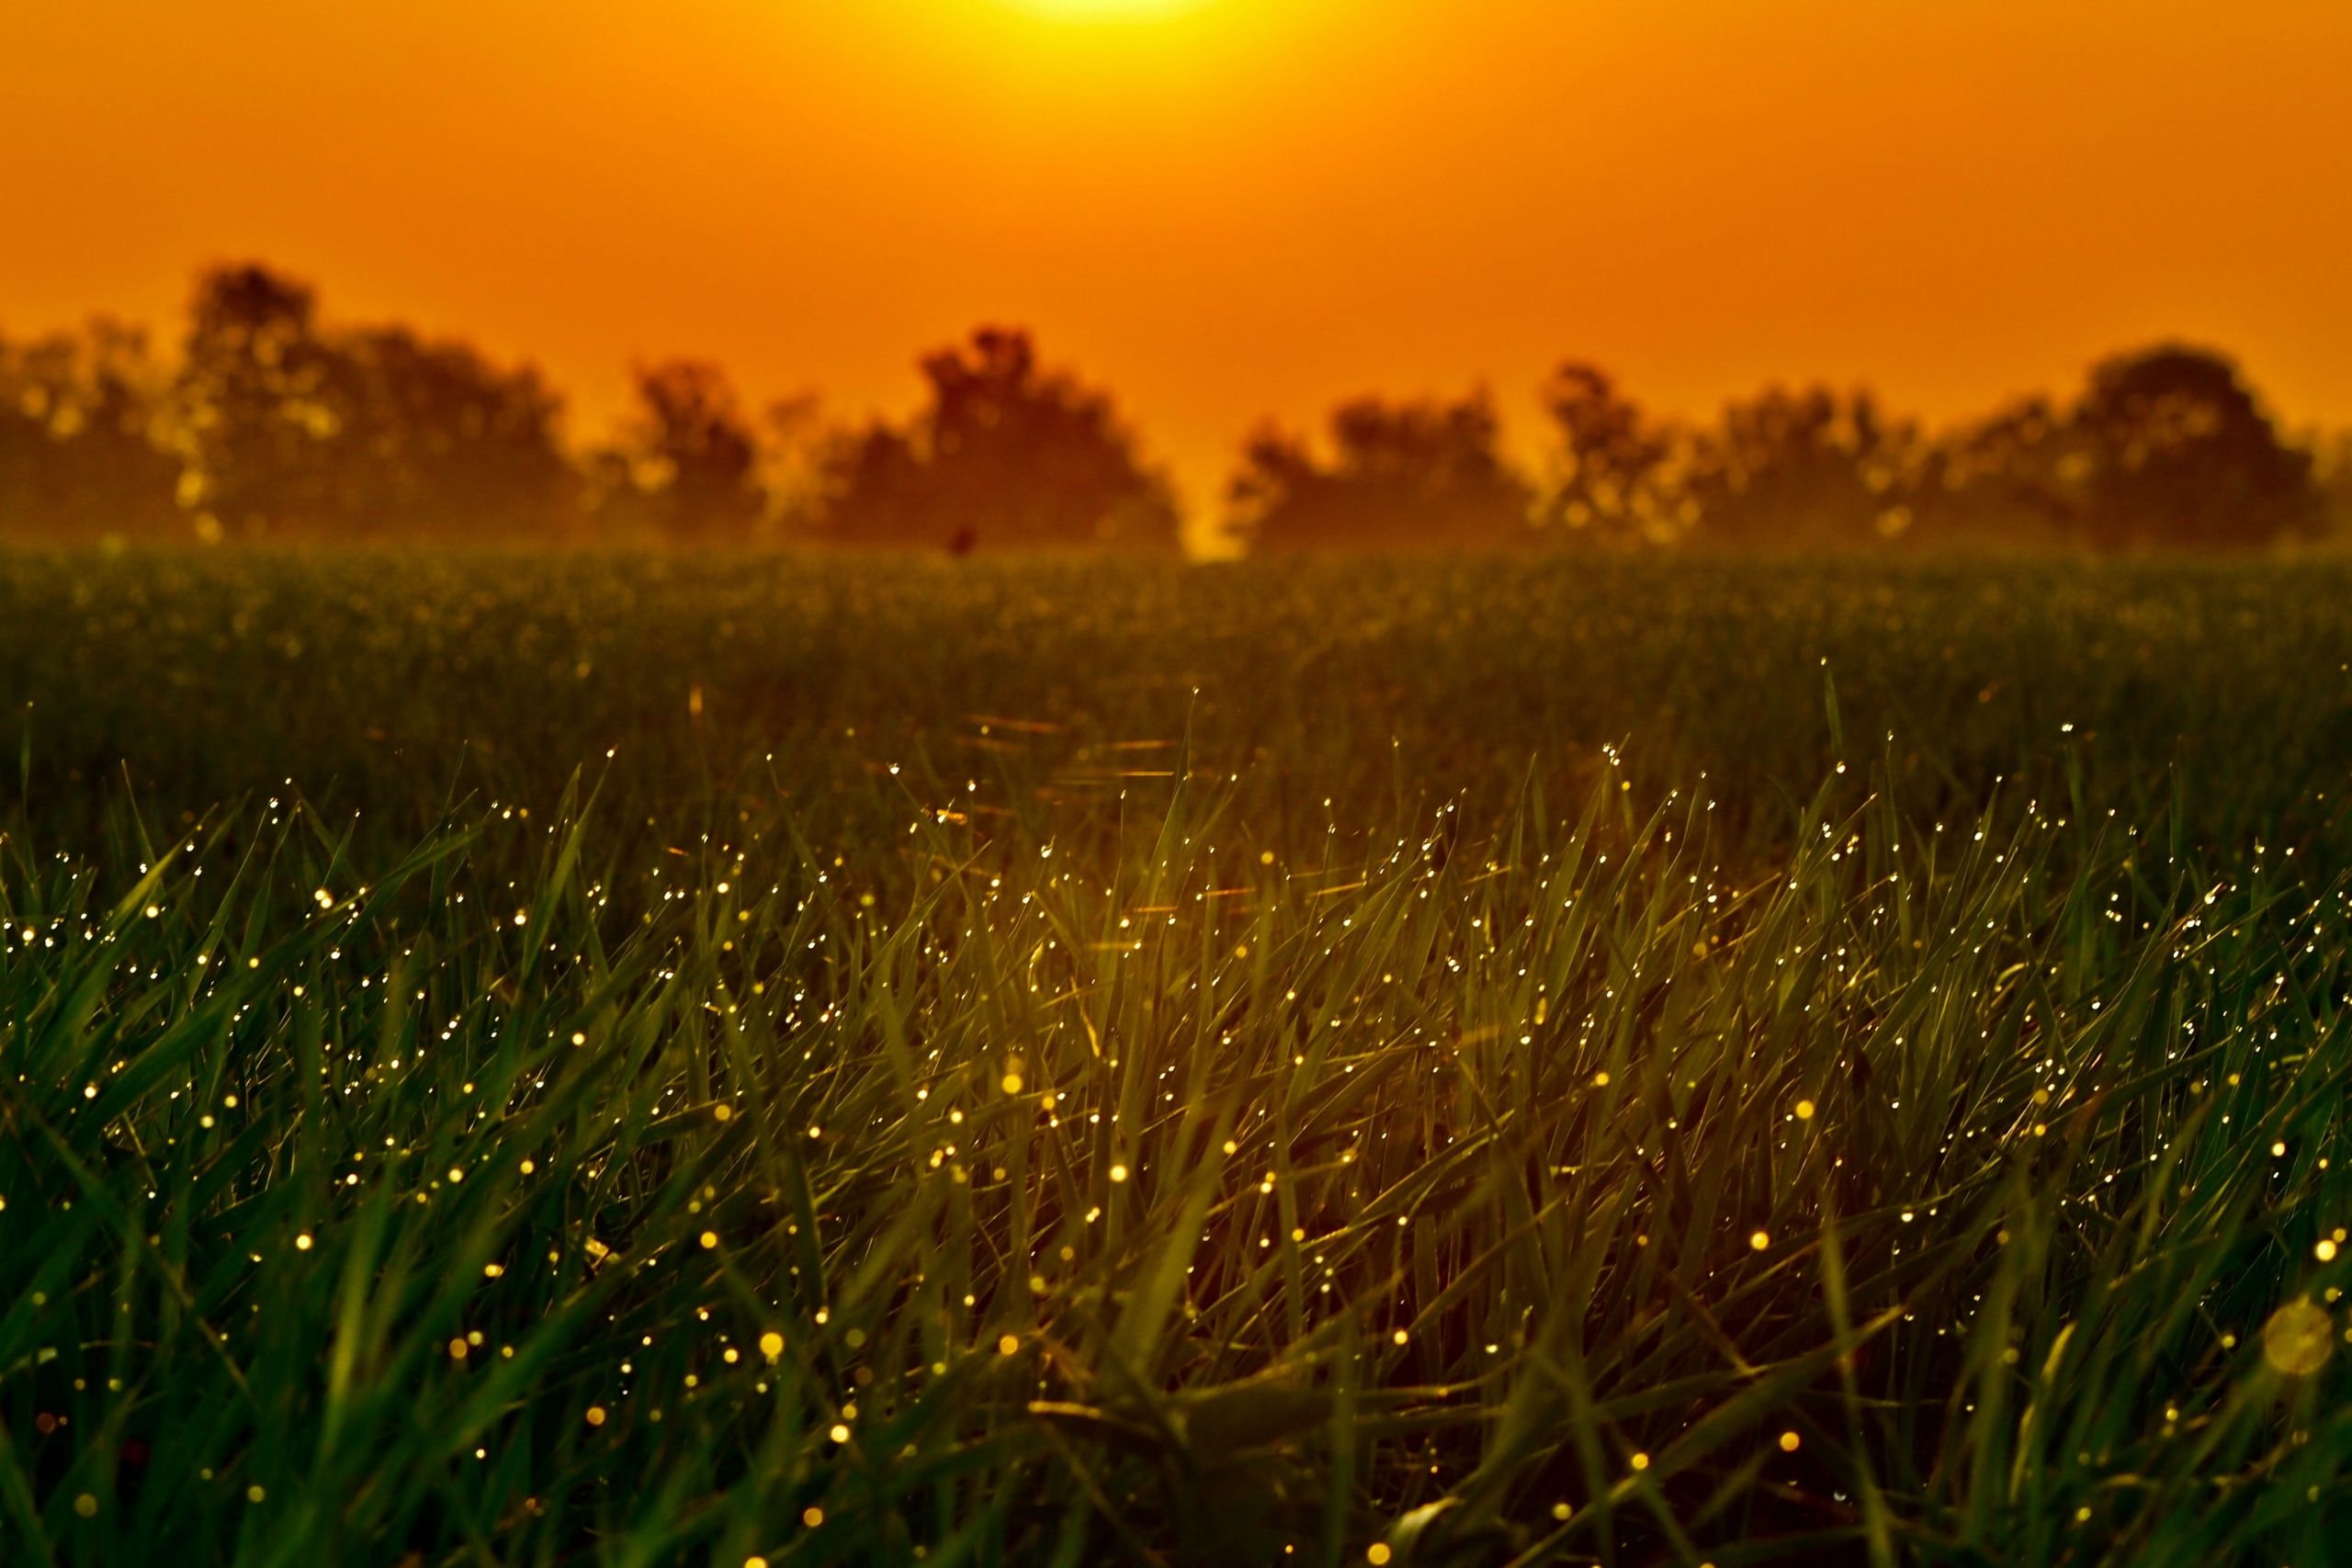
1393,1329,1409,1345
1794,1100,1815,1121
829,1423,851,1443
1750,1231,1770,1251
713,1103,732,1122
2320,1240,2339,1263
700,1232,719,1250
585,1406,607,1426
1629,1452,1650,1472
802,1506,825,1528
760,1331,785,1359
1552,1503,1571,1521
449,1338,469,1359
519,1160,535,1175
1001,1074,1024,1094
484,1263,504,1278
2273,1142,2289,1157
1592,1071,1611,1088
1261,851,1275,864
571,1032,586,1045
295,1234,313,1251
748,1558,770,1568
1110,1164,1129,1182
74,1494,97,1517
246,1484,266,1503
1367,1547,1393,1565
2263,1300,2332,1376
1778,1430,1801,1452
999,1334,1022,1355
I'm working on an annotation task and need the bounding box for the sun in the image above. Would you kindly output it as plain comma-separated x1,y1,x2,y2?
997,0,1211,19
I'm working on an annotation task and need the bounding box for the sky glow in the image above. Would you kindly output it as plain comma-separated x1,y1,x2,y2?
2,0,2346,529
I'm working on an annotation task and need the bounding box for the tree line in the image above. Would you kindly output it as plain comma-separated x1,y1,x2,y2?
3,262,2345,552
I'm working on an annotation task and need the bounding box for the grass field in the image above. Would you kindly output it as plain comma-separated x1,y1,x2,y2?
6,550,2352,1566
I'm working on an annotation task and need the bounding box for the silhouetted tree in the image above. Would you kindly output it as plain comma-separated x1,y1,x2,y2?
175,263,579,541
0,320,184,540
1229,390,1531,551
175,265,338,538
1900,397,2076,548
2314,432,2352,544
1681,386,1919,548
326,327,580,541
814,328,1179,552
595,360,763,544
2066,344,2322,550
1533,363,1689,546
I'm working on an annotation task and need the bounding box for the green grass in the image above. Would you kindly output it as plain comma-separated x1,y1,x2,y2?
4,549,2352,1565
5,549,2349,850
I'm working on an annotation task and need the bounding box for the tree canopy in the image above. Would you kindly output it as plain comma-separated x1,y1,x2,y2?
811,328,1179,552
175,264,577,542
0,264,2341,553
1228,391,1532,551
586,361,764,545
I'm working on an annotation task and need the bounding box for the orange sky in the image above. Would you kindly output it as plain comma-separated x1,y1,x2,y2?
6,0,2350,534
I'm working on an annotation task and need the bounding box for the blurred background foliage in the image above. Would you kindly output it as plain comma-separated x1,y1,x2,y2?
3,263,2346,555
